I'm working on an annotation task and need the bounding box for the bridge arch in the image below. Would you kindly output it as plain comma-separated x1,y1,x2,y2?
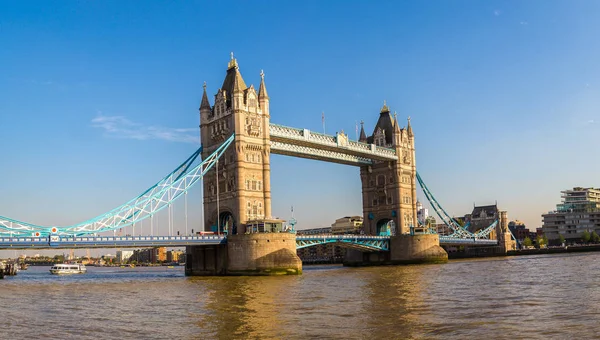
220,211,236,235
376,218,396,236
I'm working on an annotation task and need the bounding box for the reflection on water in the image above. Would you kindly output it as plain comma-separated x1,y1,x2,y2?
4,253,600,339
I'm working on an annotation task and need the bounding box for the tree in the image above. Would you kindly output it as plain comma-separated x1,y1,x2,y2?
536,235,543,248
559,234,565,245
583,230,591,243
592,231,600,243
542,235,548,246
523,237,533,248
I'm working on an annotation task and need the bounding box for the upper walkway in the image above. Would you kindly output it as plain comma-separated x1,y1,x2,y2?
269,123,397,166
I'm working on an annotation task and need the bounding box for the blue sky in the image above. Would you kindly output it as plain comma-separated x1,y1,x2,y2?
1,0,599,244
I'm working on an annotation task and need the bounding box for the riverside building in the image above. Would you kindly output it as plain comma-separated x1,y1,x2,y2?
542,187,600,243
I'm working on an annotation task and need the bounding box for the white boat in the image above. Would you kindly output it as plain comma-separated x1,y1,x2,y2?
49,263,87,275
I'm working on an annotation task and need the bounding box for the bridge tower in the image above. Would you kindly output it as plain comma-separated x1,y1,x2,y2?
346,102,448,266
359,102,417,236
200,54,272,235
188,55,301,276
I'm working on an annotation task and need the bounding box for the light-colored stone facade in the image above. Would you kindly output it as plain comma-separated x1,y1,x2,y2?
200,55,272,234
359,104,417,236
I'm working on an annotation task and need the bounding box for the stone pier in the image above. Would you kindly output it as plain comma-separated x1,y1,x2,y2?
344,234,448,266
185,233,302,276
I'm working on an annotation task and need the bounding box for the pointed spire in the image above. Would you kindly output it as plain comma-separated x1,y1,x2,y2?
200,81,211,111
407,116,413,136
222,53,247,96
380,100,390,114
258,69,269,99
228,51,238,70
359,120,367,142
393,111,401,134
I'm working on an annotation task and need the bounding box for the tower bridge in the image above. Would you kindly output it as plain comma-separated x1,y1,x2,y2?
0,55,516,274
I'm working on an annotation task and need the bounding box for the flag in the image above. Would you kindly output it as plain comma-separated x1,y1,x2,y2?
291,206,294,213
321,112,324,124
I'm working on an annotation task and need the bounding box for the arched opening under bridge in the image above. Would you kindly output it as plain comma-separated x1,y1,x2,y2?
376,219,396,236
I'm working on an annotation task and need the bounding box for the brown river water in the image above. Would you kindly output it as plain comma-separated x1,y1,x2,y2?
2,252,600,339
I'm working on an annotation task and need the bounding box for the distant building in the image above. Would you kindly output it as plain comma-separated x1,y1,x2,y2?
166,250,184,263
465,204,499,239
330,216,363,234
508,220,530,243
416,200,429,222
542,187,600,243
296,227,331,235
116,250,133,263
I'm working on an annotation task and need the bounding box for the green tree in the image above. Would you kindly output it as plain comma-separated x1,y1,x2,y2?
592,231,600,243
583,230,591,243
542,235,548,246
523,237,533,248
559,234,565,245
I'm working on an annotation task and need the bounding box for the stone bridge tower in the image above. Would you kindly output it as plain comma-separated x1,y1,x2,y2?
199,54,272,234
359,102,417,236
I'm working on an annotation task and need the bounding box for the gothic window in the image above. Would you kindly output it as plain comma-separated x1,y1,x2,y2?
258,202,263,216
251,181,257,191
252,202,258,215
258,181,262,191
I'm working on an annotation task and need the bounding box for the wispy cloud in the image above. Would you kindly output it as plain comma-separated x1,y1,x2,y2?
587,119,595,125
91,113,198,143
494,9,502,16
520,21,528,25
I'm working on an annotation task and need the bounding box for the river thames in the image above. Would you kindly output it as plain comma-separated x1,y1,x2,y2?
2,252,600,339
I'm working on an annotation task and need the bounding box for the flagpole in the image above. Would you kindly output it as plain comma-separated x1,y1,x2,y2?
355,121,358,140
322,111,325,134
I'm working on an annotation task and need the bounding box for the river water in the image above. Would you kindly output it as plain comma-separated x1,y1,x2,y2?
2,253,600,339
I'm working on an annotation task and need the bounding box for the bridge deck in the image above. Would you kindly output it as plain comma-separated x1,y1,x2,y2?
0,235,226,249
0,234,498,249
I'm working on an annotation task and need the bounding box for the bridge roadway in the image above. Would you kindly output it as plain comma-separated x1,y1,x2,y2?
0,234,498,250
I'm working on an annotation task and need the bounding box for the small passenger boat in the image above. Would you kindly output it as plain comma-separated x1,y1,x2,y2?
49,263,87,275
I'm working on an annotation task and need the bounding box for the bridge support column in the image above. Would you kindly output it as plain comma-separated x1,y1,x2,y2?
389,234,448,264
185,233,302,276
343,234,447,267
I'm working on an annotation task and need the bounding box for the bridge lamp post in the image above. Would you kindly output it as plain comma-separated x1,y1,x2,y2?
216,158,220,236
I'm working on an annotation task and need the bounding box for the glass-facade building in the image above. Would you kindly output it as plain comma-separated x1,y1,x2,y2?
542,187,600,242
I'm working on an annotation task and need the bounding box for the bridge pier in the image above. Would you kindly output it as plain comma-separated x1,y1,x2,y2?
185,233,302,276
344,234,448,267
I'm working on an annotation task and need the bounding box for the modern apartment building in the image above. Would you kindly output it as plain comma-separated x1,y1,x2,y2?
542,187,600,242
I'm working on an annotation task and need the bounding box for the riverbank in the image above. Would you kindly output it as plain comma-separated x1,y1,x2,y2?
448,244,600,259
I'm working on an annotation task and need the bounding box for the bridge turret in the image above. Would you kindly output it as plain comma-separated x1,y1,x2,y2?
258,69,269,107
199,82,212,134
359,120,367,142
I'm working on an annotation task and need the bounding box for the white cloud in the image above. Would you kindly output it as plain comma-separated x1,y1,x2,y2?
91,113,198,143
587,119,595,124
494,9,502,16
520,21,528,25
